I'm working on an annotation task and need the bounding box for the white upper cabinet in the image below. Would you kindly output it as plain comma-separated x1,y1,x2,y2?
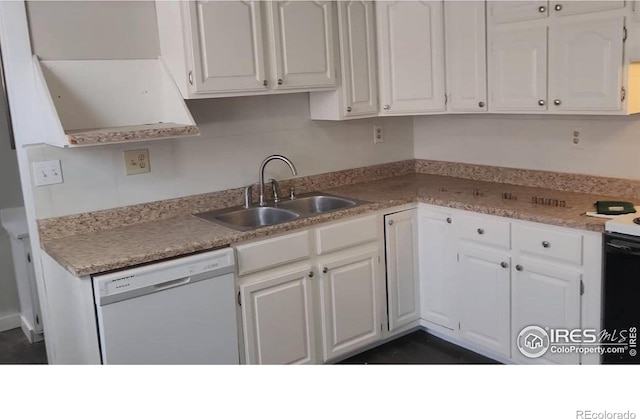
548,16,625,112
309,1,378,120
268,1,336,90
187,1,267,94
551,1,624,17
444,1,488,112
376,1,445,115
489,1,549,24
489,27,548,112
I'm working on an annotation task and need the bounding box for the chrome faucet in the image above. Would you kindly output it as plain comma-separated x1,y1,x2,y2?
259,155,297,206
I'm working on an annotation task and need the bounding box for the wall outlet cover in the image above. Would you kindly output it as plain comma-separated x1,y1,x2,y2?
124,149,151,175
374,125,384,144
32,160,63,186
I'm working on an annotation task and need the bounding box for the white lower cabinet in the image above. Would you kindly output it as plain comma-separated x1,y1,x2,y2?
318,246,383,362
240,265,317,365
511,258,582,364
457,244,512,358
385,209,420,332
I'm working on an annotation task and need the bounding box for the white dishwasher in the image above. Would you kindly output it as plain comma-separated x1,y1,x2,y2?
92,248,239,364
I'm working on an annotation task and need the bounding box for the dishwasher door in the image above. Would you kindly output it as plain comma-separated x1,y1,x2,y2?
93,250,239,365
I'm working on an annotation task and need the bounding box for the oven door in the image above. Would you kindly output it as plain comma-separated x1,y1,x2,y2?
603,233,640,364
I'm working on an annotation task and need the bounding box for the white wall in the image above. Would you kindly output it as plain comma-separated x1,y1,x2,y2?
28,94,414,219
414,114,640,180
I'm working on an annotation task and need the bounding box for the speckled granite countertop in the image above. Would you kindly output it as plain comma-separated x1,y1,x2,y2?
42,173,630,277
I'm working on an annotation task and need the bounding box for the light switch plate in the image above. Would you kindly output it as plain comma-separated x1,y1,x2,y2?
124,149,150,175
32,160,63,186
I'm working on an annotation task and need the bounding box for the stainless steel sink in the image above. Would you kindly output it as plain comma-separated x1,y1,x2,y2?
196,206,299,231
277,195,356,214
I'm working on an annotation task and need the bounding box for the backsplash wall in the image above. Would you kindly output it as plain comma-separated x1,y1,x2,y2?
28,94,414,219
414,114,640,180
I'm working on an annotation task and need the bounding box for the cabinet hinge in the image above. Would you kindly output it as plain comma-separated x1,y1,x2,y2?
444,94,448,105
624,26,628,43
36,314,40,326
580,280,584,296
380,323,383,332
458,322,461,330
237,291,242,306
378,255,381,264
456,253,460,262
188,71,194,85
621,87,626,102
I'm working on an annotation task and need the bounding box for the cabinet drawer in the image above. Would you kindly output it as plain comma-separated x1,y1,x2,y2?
236,231,311,276
455,213,511,249
514,224,583,265
316,215,378,255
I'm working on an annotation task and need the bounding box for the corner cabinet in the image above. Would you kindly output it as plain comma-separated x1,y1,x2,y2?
156,0,337,99
310,0,379,120
376,1,446,115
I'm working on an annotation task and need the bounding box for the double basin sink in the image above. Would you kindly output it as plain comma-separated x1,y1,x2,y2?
195,193,369,231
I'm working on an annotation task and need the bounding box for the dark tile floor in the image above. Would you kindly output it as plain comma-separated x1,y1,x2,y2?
340,331,500,364
0,328,47,364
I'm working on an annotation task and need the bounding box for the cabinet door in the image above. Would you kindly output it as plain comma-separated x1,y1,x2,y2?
512,258,582,365
240,266,316,364
418,207,457,330
552,1,624,17
385,209,420,332
376,1,445,114
490,26,548,111
549,17,624,112
488,1,548,24
319,247,382,361
269,1,336,90
458,244,511,357
339,1,378,117
187,1,267,93
444,1,487,112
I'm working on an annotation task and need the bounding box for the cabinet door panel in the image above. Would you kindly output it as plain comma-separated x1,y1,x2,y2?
549,17,624,111
419,208,456,330
445,1,487,112
320,248,382,361
490,26,547,111
489,1,548,24
385,209,420,332
512,259,581,364
340,1,378,116
188,1,267,93
458,245,511,357
377,1,445,114
270,1,336,89
552,1,624,17
241,267,316,364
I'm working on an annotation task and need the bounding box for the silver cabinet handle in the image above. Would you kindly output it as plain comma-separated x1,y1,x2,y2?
478,101,485,108
539,5,546,12
277,78,283,85
554,4,562,11
308,271,314,278
538,99,546,106
554,99,562,106
388,219,394,226
542,241,550,248
477,228,485,235
322,267,328,274
446,217,452,224
383,105,391,110
263,80,268,87
501,262,508,268
516,265,524,272
346,106,352,112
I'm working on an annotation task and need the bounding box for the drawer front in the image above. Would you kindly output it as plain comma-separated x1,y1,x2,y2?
236,231,311,276
455,213,511,249
514,224,583,265
316,215,378,255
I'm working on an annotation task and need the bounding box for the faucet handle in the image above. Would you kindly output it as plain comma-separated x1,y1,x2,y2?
243,184,253,208
269,178,281,203
290,186,296,200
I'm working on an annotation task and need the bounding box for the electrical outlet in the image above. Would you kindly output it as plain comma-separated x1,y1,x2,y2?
32,160,63,186
373,125,384,144
570,127,585,150
124,149,150,175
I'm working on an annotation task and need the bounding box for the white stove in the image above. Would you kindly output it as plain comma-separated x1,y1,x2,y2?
605,211,640,236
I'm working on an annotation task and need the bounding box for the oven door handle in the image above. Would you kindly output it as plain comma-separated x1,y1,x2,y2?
606,242,640,256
